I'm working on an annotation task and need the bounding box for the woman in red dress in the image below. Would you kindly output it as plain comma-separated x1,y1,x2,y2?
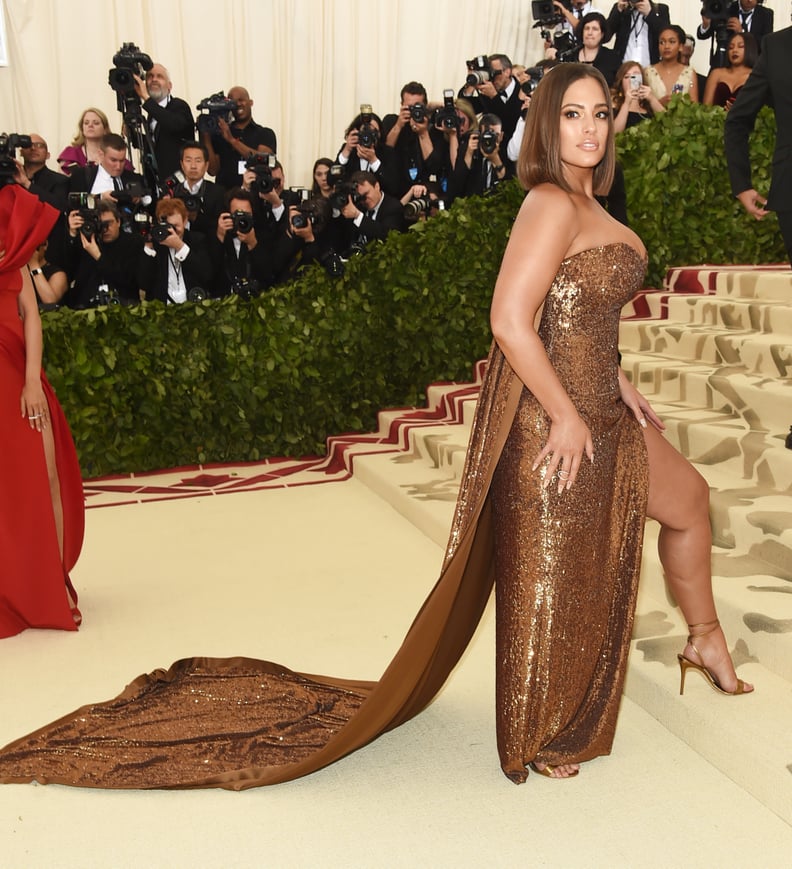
0,185,84,638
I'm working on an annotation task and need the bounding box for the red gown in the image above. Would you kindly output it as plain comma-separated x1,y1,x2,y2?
0,186,85,638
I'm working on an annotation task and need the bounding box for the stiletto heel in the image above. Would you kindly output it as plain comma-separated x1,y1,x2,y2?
677,619,750,696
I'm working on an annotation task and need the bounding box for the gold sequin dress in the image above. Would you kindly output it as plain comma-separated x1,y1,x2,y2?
491,242,649,782
0,242,648,789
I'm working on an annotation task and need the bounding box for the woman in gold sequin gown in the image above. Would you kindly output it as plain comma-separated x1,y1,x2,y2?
0,65,750,790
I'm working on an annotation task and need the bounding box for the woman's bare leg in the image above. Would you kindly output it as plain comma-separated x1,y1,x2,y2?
40,416,79,621
643,424,753,693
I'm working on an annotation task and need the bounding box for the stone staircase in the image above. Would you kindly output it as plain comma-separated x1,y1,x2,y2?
348,263,792,825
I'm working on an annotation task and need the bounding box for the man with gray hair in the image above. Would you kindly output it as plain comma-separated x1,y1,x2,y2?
134,62,195,182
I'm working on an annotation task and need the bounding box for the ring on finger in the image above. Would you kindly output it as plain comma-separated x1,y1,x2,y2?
558,469,570,479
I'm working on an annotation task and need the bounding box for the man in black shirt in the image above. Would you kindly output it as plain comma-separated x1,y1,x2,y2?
211,188,274,297
202,86,278,189
13,134,69,212
168,142,226,237
380,82,447,198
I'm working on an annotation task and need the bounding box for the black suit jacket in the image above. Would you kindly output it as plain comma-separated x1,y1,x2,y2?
137,229,213,302
68,165,144,196
607,2,670,65
210,234,274,297
143,96,195,181
63,231,145,308
26,165,69,212
724,26,792,212
338,193,405,251
175,178,226,237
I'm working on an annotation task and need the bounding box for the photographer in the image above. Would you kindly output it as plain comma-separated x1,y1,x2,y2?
12,135,69,212
380,82,447,198
167,142,226,236
202,86,277,190
336,108,386,180
241,157,293,243
448,114,513,203
138,198,213,303
211,188,274,297
605,0,670,66
400,181,445,224
337,170,405,253
458,55,522,166
272,196,336,284
697,0,773,68
62,200,144,308
554,0,605,33
68,133,143,200
133,63,195,180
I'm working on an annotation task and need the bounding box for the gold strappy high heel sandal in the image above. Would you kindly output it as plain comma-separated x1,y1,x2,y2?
677,618,750,696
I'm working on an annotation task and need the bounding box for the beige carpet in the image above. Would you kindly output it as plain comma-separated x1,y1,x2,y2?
2,478,790,869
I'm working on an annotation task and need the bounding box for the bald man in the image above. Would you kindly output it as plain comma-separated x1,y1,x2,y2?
134,62,195,182
201,85,278,190
14,134,69,212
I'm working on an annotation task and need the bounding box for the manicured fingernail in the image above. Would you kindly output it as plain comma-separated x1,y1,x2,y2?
639,418,647,428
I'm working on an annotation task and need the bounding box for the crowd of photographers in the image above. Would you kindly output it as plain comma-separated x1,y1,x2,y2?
2,0,767,309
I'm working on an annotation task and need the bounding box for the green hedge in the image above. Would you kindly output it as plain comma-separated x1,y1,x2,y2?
42,182,524,477
617,99,785,288
43,101,784,477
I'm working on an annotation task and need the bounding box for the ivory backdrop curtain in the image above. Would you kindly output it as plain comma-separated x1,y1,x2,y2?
1,0,790,186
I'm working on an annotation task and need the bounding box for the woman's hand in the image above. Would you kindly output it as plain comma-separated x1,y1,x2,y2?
21,380,48,432
618,369,665,431
532,412,594,494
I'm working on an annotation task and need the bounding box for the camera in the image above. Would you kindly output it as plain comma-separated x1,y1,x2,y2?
151,218,173,244
330,180,364,212
67,192,100,240
319,248,345,278
187,287,209,302
108,42,153,97
465,56,492,87
89,284,121,307
245,153,278,195
521,67,545,96
403,196,434,220
531,0,559,21
230,276,260,300
0,132,31,188
701,0,730,23
409,103,428,123
231,210,254,235
358,103,380,148
196,91,236,135
433,89,459,131
479,129,499,155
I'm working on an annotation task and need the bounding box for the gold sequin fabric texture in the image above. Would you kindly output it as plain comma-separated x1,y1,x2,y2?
491,243,649,783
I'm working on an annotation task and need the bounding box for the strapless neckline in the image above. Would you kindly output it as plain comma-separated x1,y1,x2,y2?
561,241,647,267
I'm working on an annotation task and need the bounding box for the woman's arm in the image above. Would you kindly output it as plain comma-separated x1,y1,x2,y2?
17,269,49,431
702,69,721,105
489,185,593,492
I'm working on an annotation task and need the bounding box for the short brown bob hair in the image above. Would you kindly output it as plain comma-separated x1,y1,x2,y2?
517,63,615,197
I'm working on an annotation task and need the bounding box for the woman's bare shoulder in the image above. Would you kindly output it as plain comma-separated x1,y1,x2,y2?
521,184,578,223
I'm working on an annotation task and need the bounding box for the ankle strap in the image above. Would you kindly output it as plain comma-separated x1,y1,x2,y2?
687,618,719,640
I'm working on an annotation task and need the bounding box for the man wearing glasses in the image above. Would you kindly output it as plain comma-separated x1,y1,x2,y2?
13,134,69,212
